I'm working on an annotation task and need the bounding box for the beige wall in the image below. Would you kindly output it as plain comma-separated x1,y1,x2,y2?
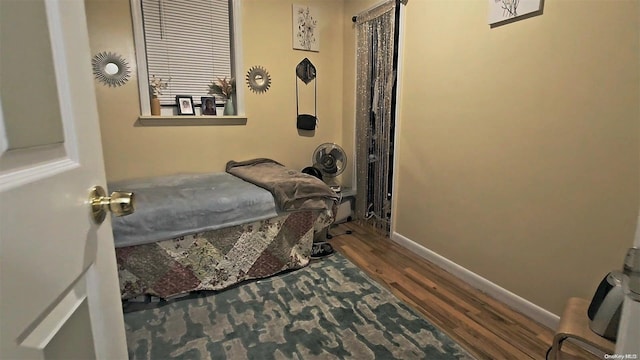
394,0,640,315
85,0,345,182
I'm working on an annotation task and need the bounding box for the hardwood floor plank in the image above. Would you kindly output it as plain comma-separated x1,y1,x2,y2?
328,222,601,360
455,316,535,360
465,310,549,358
403,267,482,316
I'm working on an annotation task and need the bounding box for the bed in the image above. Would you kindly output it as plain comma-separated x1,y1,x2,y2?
110,159,338,300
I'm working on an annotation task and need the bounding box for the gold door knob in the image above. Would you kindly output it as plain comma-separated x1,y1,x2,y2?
89,185,135,224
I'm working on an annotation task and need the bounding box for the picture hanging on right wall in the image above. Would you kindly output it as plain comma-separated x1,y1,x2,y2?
488,0,542,25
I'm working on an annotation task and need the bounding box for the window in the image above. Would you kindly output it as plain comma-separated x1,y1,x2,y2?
131,0,243,116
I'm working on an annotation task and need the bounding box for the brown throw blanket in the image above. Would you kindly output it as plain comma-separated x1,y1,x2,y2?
226,158,339,212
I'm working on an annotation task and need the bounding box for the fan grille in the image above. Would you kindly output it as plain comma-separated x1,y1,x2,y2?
312,143,346,177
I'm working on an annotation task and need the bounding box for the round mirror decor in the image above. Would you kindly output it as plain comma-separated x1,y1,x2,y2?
246,65,271,94
91,51,131,87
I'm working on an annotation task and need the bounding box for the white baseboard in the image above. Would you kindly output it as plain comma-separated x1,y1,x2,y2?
390,231,560,330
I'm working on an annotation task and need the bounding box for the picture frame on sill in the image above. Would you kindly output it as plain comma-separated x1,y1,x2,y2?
176,95,194,115
201,96,217,115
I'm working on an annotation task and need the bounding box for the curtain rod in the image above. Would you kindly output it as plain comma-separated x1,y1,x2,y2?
352,0,406,22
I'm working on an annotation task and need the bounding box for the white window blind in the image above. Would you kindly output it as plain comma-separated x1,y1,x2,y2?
141,0,232,105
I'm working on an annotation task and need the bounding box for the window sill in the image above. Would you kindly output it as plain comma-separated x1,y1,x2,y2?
137,115,247,126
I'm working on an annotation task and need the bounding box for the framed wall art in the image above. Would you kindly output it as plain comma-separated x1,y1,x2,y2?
488,0,542,25
292,4,319,52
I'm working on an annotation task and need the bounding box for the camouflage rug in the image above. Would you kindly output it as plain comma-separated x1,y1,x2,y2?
123,252,475,359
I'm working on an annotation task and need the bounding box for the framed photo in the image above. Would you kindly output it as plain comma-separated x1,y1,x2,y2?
200,96,217,115
176,95,194,115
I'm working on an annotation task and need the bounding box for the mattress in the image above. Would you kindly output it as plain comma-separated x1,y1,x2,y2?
108,172,278,248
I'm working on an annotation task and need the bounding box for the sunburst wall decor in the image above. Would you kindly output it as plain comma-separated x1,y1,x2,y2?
91,51,131,87
246,66,271,94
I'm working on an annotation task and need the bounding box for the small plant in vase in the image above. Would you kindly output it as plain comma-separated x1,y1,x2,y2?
149,75,169,115
208,77,236,115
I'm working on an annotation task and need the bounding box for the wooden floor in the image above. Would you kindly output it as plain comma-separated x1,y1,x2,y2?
327,222,599,360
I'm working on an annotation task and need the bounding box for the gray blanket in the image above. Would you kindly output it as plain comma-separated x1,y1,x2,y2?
108,172,278,248
226,158,339,212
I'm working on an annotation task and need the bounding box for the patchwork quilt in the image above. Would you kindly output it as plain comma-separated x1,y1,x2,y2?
116,210,331,300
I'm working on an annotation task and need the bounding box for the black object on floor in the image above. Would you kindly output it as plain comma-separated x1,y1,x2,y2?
327,228,352,239
311,242,335,259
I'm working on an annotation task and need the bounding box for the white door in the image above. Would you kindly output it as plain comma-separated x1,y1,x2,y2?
0,0,128,359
